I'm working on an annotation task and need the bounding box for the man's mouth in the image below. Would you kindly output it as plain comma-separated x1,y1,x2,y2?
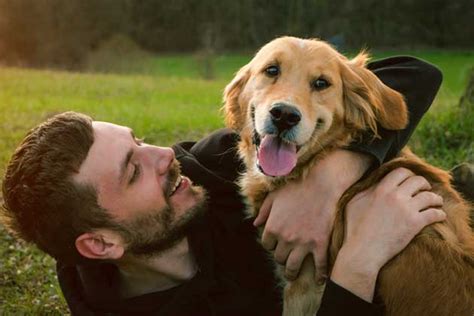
166,160,188,197
169,175,183,197
253,132,299,177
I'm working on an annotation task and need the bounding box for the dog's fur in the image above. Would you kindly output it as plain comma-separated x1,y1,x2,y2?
223,37,474,316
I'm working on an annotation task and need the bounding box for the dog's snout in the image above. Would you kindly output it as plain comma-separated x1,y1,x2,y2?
270,103,301,132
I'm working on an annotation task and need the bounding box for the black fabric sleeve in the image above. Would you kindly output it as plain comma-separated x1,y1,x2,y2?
346,56,443,165
317,280,383,316
174,128,243,183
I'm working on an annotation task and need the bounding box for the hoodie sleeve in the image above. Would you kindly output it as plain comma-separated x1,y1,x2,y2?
346,56,443,165
317,280,383,316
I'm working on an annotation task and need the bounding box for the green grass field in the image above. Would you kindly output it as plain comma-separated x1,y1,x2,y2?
0,50,472,314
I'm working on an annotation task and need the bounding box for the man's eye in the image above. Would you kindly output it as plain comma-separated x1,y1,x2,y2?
129,164,141,184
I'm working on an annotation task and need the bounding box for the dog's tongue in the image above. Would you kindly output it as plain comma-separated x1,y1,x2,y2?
258,135,297,176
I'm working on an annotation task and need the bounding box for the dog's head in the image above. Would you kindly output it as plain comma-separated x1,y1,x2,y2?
224,37,408,177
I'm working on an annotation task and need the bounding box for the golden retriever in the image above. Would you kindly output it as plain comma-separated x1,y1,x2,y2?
223,36,474,316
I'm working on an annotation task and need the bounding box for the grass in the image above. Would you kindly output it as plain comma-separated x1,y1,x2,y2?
0,50,473,314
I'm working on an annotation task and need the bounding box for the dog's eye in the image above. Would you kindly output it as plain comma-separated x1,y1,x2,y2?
264,65,280,77
311,78,331,91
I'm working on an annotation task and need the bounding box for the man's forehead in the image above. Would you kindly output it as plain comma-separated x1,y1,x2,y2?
74,121,132,186
92,121,132,134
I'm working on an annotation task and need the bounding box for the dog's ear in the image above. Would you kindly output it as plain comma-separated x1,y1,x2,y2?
341,52,408,135
223,64,250,131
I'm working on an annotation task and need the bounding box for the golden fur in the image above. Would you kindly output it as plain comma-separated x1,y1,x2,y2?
223,36,474,316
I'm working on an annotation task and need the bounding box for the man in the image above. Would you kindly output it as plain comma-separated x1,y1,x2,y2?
1,57,445,315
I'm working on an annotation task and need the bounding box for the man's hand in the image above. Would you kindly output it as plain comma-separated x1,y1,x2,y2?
331,167,446,302
253,149,374,281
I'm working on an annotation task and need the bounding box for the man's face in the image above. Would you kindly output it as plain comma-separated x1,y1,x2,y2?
74,121,206,256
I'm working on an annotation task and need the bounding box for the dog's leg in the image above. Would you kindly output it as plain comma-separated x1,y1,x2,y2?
282,256,325,316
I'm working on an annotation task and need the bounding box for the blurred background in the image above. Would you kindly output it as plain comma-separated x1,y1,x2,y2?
0,0,473,69
0,0,473,314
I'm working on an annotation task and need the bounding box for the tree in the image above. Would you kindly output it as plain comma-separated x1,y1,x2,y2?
460,68,474,111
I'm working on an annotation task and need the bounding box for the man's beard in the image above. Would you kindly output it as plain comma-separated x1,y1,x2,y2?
109,161,208,257
115,185,207,257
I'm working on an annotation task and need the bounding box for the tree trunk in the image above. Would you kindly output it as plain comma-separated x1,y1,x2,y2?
459,67,474,110
452,67,474,211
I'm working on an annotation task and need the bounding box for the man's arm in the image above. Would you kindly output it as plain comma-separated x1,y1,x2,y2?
318,168,445,316
255,149,373,280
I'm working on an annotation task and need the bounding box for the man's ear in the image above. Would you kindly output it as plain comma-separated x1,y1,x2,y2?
341,52,408,135
75,230,125,260
222,64,251,131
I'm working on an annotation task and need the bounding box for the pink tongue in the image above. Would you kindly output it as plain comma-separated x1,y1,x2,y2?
258,135,297,176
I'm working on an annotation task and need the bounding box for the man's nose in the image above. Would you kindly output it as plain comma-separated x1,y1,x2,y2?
153,147,175,175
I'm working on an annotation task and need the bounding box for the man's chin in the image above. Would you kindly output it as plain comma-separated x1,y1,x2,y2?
174,186,208,230
125,188,208,258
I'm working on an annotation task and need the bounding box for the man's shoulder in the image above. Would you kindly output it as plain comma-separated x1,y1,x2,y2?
173,128,243,184
188,128,240,157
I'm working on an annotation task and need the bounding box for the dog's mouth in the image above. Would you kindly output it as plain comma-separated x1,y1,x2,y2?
250,103,302,177
253,131,301,177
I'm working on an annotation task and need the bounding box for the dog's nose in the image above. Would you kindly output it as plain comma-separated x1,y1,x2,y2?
270,104,301,132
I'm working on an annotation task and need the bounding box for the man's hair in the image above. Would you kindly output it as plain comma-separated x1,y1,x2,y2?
1,111,114,263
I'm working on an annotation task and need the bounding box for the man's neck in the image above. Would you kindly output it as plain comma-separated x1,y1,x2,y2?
117,238,198,298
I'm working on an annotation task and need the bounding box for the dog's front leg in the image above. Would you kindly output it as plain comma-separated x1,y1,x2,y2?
282,256,325,316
